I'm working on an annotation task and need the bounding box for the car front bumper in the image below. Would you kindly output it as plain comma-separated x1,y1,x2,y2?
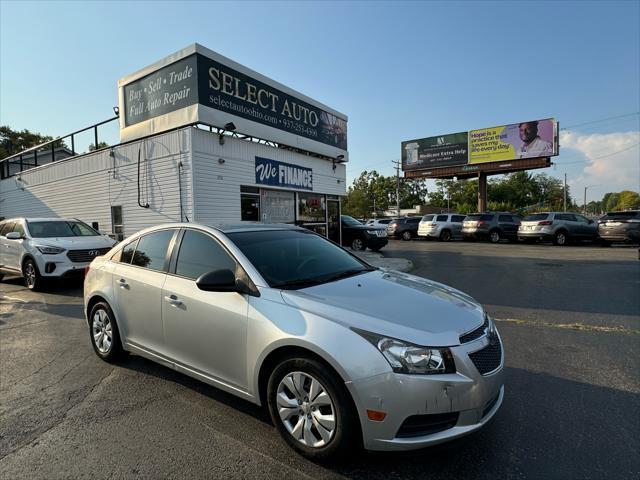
347,332,505,451
33,252,89,278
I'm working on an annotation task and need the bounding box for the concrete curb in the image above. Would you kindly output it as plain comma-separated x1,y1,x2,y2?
352,250,414,272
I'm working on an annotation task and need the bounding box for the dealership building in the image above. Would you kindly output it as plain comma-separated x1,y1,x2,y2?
0,44,348,243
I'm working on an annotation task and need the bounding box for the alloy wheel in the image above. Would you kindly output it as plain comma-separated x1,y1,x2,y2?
402,231,412,241
490,231,500,243
351,238,364,250
276,371,336,448
92,309,113,354
24,263,36,288
556,232,566,245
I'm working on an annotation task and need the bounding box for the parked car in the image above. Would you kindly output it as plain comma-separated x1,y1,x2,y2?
518,212,598,245
418,213,467,241
598,210,640,244
340,215,388,251
387,216,422,240
85,222,504,459
462,213,521,243
365,218,393,228
0,217,116,290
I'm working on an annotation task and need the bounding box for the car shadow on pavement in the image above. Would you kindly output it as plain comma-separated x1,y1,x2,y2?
1,276,84,298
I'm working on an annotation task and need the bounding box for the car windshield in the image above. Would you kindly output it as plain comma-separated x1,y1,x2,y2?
341,215,363,226
28,221,100,238
227,229,374,289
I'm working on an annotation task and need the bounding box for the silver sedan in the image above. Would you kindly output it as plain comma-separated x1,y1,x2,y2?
84,223,504,459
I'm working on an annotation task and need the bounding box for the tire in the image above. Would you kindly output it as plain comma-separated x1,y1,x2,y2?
89,301,125,363
267,356,360,460
489,229,501,244
553,230,569,246
22,258,43,291
439,230,452,242
401,231,413,241
351,237,366,251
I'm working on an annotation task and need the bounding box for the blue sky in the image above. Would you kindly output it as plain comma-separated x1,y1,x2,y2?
1,0,639,202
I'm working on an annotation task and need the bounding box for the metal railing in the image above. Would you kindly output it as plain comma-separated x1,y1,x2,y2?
0,116,119,179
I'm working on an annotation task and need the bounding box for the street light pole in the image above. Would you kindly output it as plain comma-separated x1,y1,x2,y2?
583,184,598,214
392,160,401,216
564,173,567,212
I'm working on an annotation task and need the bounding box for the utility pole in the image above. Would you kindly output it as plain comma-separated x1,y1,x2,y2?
563,173,567,212
392,160,401,217
583,186,587,214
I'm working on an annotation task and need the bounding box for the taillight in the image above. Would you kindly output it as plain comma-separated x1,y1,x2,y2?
538,220,553,225
431,223,437,227
477,221,486,226
84,265,91,277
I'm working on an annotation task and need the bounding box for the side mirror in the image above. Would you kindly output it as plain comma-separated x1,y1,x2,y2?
6,232,22,240
196,269,239,292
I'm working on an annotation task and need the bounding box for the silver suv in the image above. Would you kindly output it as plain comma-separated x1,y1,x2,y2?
518,212,598,245
418,213,466,241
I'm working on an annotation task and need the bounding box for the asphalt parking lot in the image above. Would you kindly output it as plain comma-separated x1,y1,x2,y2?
1,240,639,479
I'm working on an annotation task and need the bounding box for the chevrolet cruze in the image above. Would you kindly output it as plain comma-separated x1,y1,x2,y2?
84,223,504,459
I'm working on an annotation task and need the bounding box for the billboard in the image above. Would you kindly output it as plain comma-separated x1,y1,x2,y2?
401,132,468,171
469,118,558,164
118,44,348,160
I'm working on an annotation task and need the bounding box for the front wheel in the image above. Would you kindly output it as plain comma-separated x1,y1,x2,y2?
439,230,452,242
351,237,366,251
267,357,360,460
23,259,43,291
402,231,413,241
553,231,569,246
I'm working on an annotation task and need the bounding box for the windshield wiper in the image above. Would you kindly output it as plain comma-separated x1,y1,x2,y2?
322,268,373,284
272,278,324,290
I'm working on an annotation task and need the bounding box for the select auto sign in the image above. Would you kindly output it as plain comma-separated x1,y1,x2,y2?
255,157,313,191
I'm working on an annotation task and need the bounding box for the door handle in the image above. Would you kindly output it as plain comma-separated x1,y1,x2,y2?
118,278,129,289
164,295,182,307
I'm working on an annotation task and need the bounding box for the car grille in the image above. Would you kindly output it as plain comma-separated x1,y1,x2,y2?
460,316,489,343
67,248,111,263
469,339,502,375
396,412,459,438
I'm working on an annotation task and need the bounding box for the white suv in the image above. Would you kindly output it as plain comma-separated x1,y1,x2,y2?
418,213,467,241
0,217,116,290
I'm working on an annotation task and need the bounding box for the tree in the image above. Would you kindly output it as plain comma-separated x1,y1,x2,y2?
0,125,67,159
615,190,640,210
89,141,109,151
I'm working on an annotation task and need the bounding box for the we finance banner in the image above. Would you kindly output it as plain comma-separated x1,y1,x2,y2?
469,118,558,164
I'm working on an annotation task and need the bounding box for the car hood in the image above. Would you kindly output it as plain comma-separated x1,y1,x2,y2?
281,269,484,346
32,236,115,249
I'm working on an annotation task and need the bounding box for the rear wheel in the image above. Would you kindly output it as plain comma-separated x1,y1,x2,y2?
402,231,413,241
23,259,43,291
489,229,501,243
351,237,366,251
89,301,125,362
553,230,569,246
267,357,360,460
439,230,452,242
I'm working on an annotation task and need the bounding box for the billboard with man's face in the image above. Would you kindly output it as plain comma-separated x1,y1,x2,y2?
469,118,558,164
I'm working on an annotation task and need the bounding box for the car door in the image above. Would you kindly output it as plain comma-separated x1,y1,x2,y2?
162,228,249,390
111,229,177,356
559,213,581,237
451,215,466,236
0,222,15,269
5,221,26,270
498,215,516,237
574,214,596,238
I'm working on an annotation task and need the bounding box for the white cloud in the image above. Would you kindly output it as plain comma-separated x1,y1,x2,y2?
559,130,640,195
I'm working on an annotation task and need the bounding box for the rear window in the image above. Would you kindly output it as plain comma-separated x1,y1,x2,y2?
523,214,549,221
422,215,434,222
465,214,493,221
602,211,640,220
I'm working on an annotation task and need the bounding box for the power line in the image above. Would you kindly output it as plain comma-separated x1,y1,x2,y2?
561,112,639,130
554,142,639,165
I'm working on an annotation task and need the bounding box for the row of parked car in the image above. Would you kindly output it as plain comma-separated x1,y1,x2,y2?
363,210,640,246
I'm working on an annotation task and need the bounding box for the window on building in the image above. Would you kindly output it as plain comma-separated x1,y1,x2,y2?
111,206,124,241
175,230,237,280
240,187,260,221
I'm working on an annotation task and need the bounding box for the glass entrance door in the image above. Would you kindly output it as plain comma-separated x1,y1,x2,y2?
327,200,340,244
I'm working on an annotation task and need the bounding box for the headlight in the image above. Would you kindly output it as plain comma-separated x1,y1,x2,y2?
366,230,381,236
352,328,455,374
36,246,66,255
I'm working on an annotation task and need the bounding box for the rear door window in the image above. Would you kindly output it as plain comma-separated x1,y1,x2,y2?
498,215,512,222
452,215,466,223
556,214,577,222
436,215,448,222
409,217,422,224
